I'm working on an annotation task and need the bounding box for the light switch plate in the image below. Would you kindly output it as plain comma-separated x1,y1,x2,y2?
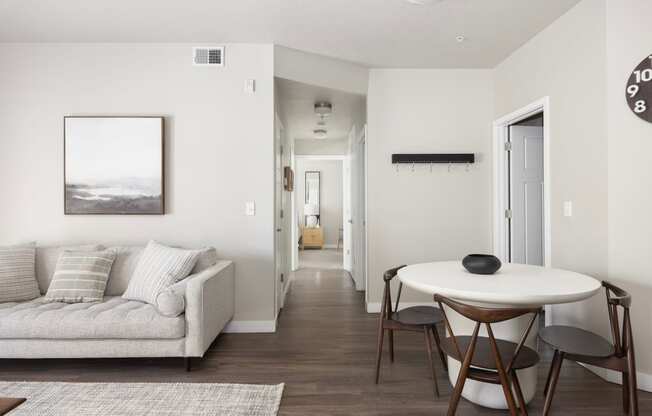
563,201,573,217
244,79,256,94
245,201,256,216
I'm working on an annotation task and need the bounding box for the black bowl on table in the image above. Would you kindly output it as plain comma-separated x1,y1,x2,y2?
462,254,502,275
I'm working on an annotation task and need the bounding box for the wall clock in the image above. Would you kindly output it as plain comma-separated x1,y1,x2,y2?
626,54,652,123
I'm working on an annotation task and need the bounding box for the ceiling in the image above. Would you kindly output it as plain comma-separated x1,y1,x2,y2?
0,0,581,68
277,78,365,141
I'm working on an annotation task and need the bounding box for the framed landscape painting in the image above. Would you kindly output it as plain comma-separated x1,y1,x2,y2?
64,116,164,215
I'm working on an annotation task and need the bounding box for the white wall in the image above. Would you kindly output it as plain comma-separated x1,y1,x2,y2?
366,69,494,308
0,43,276,326
494,0,608,333
295,159,343,247
274,46,368,95
295,139,348,156
606,0,652,379
494,0,652,388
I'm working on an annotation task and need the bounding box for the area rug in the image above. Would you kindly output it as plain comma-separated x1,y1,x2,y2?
0,381,284,415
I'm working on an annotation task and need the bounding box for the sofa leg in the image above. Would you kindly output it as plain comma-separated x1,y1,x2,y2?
185,357,191,372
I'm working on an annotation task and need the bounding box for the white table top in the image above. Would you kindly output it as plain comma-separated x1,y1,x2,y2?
398,261,601,306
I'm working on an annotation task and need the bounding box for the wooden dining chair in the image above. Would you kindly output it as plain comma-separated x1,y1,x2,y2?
538,281,638,415
374,265,447,398
433,294,541,416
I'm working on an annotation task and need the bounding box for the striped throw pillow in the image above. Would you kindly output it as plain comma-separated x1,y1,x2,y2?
44,250,116,303
0,242,40,303
122,241,199,305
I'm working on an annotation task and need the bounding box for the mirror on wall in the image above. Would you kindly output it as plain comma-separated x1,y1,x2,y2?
304,171,320,227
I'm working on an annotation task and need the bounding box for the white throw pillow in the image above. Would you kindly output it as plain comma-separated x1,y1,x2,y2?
44,249,116,303
122,241,200,305
0,242,40,303
155,289,185,317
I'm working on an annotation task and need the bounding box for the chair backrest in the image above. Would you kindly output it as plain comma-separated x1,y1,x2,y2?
433,294,540,324
603,281,633,358
381,265,407,319
434,294,541,374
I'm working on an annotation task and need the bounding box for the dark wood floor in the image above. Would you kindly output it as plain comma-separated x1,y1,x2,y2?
1,267,650,415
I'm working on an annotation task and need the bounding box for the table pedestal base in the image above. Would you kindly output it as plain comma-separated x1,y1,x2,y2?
444,303,540,410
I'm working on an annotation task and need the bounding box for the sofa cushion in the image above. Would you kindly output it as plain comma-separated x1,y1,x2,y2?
0,243,40,303
44,249,117,303
104,246,144,296
0,297,184,340
35,245,103,293
192,247,218,274
122,241,199,305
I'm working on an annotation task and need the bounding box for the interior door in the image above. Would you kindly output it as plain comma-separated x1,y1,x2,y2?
509,125,544,265
358,133,367,290
274,117,286,312
343,157,353,272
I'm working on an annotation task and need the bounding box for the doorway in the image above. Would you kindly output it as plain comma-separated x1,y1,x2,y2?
508,114,544,265
294,155,345,270
493,97,551,322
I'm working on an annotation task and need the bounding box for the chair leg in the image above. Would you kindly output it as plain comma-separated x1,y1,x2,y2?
423,327,440,398
447,324,480,416
389,330,395,362
511,370,528,416
622,371,630,414
542,351,564,416
494,363,518,416
447,358,471,416
627,349,639,416
431,325,448,371
544,349,559,397
374,325,385,384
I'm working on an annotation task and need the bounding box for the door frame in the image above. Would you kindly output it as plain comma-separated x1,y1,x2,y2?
274,113,287,315
492,97,552,324
359,125,369,297
291,154,347,272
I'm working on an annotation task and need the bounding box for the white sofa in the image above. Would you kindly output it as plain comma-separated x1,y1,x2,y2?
0,245,234,370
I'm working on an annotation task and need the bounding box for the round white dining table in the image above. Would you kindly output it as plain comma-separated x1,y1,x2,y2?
398,261,601,410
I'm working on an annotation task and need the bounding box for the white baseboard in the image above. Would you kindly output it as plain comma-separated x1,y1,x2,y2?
366,302,435,313
223,320,277,333
579,363,652,393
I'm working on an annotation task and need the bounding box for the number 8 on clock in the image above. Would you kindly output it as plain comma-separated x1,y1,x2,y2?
626,54,652,123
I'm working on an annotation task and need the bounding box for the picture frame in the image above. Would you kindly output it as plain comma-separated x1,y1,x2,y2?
63,116,165,215
284,166,294,191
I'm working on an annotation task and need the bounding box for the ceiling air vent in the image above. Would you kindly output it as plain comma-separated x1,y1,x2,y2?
193,47,224,66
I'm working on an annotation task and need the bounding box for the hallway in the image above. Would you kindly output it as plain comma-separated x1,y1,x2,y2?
299,248,344,270
2,268,650,415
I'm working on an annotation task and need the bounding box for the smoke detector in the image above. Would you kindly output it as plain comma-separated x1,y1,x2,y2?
313,129,328,139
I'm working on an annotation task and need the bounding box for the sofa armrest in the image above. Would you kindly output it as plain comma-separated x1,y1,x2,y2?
170,260,234,357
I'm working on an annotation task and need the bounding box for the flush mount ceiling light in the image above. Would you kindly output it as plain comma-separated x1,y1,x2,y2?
313,129,328,139
314,101,332,117
456,35,466,43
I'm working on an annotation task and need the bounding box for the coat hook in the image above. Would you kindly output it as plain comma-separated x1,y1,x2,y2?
448,162,452,173
430,162,433,173
466,162,470,172
411,162,415,172
396,163,399,173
